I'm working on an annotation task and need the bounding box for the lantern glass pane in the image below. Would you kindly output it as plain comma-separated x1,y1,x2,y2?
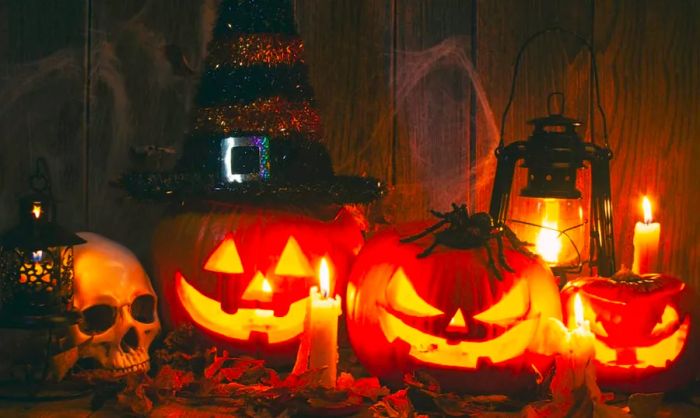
505,163,591,273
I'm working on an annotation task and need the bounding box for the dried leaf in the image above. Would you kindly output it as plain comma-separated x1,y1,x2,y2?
370,389,414,418
152,365,195,395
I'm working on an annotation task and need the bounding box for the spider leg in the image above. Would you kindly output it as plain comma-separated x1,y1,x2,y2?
496,233,515,272
417,239,439,258
400,219,448,243
484,241,503,280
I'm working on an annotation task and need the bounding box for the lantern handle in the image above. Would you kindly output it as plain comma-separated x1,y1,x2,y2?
29,158,52,195
498,27,609,149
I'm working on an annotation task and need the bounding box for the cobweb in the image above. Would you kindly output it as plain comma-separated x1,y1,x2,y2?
393,36,499,214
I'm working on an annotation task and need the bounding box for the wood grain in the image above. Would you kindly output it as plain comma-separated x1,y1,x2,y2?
595,0,700,285
0,0,86,232
0,0,699,288
392,0,474,221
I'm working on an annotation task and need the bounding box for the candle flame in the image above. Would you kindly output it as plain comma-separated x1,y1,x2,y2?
535,220,562,263
574,293,584,328
319,258,330,298
31,250,43,262
32,203,42,219
261,277,272,293
642,196,653,224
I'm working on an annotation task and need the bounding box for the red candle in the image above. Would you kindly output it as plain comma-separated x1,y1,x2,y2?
632,196,660,274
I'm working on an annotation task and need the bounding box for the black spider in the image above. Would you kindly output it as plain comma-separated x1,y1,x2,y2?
400,203,531,280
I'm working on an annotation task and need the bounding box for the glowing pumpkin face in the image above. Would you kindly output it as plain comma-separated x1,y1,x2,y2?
152,203,365,366
345,223,562,394
562,273,700,393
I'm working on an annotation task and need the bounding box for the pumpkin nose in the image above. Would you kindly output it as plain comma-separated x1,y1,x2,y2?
242,271,273,302
446,308,469,333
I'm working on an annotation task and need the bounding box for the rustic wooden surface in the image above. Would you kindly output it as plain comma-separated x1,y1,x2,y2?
0,1,699,279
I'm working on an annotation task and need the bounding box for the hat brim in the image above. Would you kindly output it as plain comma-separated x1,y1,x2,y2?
117,171,384,205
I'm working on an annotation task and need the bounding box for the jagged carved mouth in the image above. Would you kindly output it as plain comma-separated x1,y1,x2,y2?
378,306,540,369
593,317,690,369
176,273,306,344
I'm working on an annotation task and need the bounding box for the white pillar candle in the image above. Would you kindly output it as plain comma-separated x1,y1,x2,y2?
632,196,660,274
307,258,341,388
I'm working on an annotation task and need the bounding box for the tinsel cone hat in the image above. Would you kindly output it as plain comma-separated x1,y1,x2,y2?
119,0,383,205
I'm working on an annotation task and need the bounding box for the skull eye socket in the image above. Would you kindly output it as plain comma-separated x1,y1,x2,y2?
473,280,529,326
386,267,443,317
131,295,156,324
274,236,315,277
79,304,117,335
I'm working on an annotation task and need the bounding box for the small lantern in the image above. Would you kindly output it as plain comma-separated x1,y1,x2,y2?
0,159,85,324
489,28,616,279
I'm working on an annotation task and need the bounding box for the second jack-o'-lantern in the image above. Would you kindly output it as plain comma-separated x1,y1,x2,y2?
561,271,700,393
345,206,562,394
152,203,365,366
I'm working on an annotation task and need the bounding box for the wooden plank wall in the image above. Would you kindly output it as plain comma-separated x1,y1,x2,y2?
0,0,698,286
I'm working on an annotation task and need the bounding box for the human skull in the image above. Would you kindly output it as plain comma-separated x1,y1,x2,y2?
71,232,160,375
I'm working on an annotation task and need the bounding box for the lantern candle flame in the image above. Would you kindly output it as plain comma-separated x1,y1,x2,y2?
642,196,653,224
32,203,42,219
574,293,585,329
536,220,562,263
319,258,330,298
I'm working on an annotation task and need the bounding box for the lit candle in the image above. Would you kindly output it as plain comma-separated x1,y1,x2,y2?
632,196,660,274
307,258,341,388
540,293,601,412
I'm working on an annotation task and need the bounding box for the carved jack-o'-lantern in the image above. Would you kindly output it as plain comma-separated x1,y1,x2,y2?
345,207,562,394
561,272,700,392
152,203,365,366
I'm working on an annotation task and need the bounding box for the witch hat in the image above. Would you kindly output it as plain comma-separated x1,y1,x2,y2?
119,0,383,205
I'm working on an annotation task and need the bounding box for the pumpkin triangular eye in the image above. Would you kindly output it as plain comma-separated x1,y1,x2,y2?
386,267,443,317
473,280,529,326
651,304,680,336
204,235,244,274
274,236,315,277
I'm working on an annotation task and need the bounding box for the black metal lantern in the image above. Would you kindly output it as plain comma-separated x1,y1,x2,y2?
0,159,85,325
489,28,615,279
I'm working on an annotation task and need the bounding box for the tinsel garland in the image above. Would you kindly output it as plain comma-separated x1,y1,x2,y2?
118,172,384,205
193,97,321,139
213,0,296,37
206,34,305,67
196,63,313,106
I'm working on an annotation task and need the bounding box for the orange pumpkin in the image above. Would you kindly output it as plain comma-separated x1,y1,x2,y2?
561,272,700,392
152,203,365,366
345,217,562,394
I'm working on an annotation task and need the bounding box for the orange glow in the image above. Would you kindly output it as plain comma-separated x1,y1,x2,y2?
176,273,305,343
319,257,330,297
275,236,314,277
574,293,585,328
651,304,680,336
262,277,272,293
473,280,529,326
446,309,468,333
31,203,42,219
535,220,561,263
242,272,273,302
379,303,540,368
642,196,653,224
204,236,243,274
385,267,443,317
593,317,689,368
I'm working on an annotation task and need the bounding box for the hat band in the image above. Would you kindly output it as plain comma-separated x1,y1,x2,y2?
219,136,271,184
